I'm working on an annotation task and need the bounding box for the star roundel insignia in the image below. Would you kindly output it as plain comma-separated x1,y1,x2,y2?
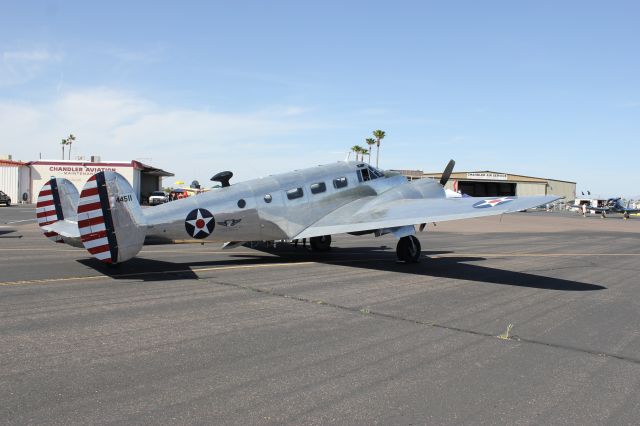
185,208,215,239
472,197,514,209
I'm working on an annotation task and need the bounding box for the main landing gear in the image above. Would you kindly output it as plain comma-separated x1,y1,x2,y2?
396,235,421,263
293,235,332,251
310,235,332,251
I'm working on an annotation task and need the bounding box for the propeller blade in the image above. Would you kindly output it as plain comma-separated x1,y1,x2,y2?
439,159,455,186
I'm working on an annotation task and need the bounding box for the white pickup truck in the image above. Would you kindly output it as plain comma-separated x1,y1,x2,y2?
148,191,169,205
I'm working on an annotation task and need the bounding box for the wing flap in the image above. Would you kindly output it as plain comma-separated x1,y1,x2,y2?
294,195,560,239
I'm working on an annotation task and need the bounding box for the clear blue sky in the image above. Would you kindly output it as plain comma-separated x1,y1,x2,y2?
1,1,639,196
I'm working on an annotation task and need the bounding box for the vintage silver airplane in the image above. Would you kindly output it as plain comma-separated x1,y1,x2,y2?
580,198,639,219
38,160,560,264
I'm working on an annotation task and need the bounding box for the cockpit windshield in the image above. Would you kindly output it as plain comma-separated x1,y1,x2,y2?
369,166,384,178
358,165,385,182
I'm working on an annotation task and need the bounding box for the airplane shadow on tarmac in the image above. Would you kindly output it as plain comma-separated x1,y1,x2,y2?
0,229,22,238
77,245,605,291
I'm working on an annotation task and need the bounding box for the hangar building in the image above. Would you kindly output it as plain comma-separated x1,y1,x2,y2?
0,158,30,204
395,169,576,201
29,159,174,204
1,155,173,204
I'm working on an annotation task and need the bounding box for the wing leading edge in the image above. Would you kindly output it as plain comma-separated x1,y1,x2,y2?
294,195,560,240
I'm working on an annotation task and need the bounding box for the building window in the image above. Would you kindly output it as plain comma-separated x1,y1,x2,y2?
264,194,272,203
286,187,304,200
333,177,348,189
237,199,246,208
310,182,326,194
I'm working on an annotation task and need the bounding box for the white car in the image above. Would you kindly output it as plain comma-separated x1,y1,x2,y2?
148,191,168,205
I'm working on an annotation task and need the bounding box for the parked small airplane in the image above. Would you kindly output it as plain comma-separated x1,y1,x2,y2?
38,160,559,264
582,198,639,219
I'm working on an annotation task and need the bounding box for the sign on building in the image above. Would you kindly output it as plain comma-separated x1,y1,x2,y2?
466,172,508,181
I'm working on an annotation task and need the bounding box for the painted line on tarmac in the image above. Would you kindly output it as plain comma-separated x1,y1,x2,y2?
2,246,640,257
0,258,387,287
433,253,640,257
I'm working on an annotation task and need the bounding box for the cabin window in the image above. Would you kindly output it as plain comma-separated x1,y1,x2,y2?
264,194,272,203
310,182,326,194
286,187,304,200
360,168,371,182
333,177,348,189
237,199,246,208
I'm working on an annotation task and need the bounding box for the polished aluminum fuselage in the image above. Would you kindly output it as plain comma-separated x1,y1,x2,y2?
142,161,444,243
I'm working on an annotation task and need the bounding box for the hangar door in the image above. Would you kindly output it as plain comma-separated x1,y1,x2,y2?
140,173,160,203
458,181,515,197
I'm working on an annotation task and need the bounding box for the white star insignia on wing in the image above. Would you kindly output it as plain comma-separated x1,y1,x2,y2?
478,197,509,207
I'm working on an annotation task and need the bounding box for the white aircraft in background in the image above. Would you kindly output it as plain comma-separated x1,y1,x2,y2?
38,160,559,264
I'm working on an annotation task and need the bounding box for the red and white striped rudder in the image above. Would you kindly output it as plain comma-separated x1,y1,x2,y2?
36,178,79,243
77,171,146,264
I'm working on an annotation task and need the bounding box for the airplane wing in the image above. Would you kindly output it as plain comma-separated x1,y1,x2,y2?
294,195,560,239
584,206,609,212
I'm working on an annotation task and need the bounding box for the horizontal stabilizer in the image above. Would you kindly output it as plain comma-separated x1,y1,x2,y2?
41,220,80,238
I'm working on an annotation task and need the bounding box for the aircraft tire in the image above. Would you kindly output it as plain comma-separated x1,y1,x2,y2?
396,235,421,263
310,235,332,251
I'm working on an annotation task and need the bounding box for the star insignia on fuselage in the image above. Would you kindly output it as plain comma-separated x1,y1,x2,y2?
472,197,514,209
185,208,215,239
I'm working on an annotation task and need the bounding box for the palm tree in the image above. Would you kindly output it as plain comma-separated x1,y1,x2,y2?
361,148,369,162
60,134,76,160
365,138,376,163
61,138,67,160
66,134,75,160
350,145,360,161
372,129,386,168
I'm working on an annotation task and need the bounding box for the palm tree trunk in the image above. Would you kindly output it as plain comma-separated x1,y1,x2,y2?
376,143,380,168
62,146,65,160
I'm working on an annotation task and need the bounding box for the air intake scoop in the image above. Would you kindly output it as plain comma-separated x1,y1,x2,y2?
211,171,233,187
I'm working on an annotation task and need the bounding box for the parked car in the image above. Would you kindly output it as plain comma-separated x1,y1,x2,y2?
0,190,11,206
148,191,169,205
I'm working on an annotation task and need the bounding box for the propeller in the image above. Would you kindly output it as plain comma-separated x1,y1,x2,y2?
439,159,455,186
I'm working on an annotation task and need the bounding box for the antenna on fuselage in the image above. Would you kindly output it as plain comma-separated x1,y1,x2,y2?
211,171,233,188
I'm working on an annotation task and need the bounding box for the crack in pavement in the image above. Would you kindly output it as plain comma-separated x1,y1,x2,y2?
205,277,640,367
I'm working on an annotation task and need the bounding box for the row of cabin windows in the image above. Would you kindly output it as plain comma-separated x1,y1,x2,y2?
263,176,349,203
262,167,383,204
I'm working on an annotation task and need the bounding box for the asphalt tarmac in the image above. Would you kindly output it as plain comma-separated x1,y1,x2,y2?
1,206,640,425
